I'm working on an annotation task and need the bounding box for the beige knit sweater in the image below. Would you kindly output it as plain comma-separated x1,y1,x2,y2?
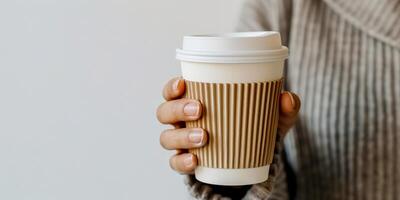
185,0,400,199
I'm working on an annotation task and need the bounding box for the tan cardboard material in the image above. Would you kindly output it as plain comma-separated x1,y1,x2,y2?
185,79,283,169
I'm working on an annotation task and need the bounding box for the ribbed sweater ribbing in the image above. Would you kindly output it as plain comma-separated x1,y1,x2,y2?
185,0,400,199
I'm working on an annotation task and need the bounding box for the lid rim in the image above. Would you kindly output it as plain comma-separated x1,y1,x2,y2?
176,47,288,56
176,55,288,64
176,46,289,64
183,31,276,39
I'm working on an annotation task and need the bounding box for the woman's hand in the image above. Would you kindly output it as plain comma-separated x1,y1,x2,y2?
156,77,301,175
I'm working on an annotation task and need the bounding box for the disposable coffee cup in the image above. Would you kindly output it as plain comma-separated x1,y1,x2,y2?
176,32,288,186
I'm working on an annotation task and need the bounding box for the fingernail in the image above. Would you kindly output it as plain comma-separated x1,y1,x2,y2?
188,130,203,145
173,79,181,91
184,155,193,167
184,102,199,116
286,92,296,109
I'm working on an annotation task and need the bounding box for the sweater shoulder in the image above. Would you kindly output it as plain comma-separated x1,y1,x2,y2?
235,0,293,46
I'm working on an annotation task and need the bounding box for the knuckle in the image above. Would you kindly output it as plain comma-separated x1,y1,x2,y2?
162,89,169,100
160,129,175,150
157,102,175,124
159,130,168,149
169,156,178,171
156,103,164,122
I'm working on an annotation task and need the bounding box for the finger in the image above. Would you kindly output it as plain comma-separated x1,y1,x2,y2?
160,128,208,150
169,153,197,174
280,91,301,117
156,99,202,124
162,77,185,101
278,92,301,137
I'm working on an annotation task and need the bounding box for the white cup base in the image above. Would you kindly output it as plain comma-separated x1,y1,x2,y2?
194,165,270,186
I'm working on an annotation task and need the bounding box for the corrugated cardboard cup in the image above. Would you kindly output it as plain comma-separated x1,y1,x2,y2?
176,32,288,186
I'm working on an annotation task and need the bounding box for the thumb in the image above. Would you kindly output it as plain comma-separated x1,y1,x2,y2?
278,91,301,137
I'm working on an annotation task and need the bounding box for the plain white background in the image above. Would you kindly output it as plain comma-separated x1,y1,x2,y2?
0,0,244,199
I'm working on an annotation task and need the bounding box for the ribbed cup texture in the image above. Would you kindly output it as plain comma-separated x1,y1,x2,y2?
185,79,283,169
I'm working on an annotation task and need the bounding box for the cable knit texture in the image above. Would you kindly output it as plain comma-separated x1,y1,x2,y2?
186,0,400,199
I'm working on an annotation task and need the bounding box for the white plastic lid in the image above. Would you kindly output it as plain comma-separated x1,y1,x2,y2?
176,31,288,64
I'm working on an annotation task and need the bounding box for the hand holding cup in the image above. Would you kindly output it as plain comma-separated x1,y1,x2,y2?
157,77,300,175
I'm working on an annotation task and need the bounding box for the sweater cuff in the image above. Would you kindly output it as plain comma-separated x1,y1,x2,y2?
185,134,285,200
